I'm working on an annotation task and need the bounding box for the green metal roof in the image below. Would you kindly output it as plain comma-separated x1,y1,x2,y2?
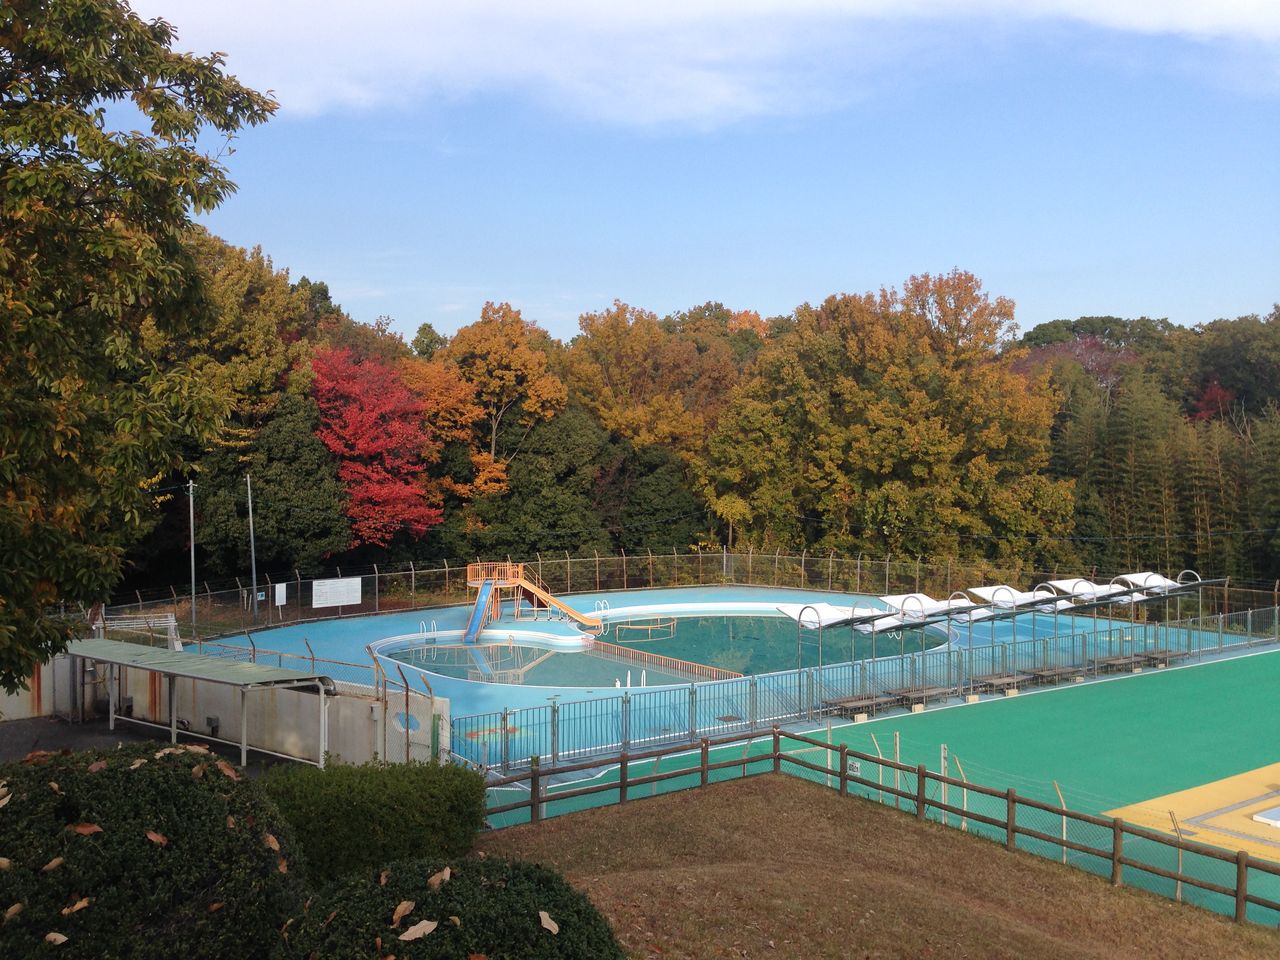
65,638,335,691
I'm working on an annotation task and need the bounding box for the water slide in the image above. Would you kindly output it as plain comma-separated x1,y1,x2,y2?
517,576,604,633
463,578,496,644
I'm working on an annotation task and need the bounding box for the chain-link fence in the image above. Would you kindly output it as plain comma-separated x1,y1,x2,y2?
104,550,1278,642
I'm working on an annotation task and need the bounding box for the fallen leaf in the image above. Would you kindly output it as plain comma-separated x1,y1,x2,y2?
449,916,461,927
379,869,390,886
23,750,53,764
185,743,210,754
60,898,91,916
277,858,288,874
214,760,240,781
304,897,313,913
87,760,108,773
281,917,295,934
68,823,103,836
191,764,206,780
321,910,338,928
0,858,10,870
4,902,22,921
42,857,64,872
263,833,280,852
129,759,147,770
391,900,415,928
0,795,10,810
48,782,63,795
428,866,451,890
145,830,168,847
208,902,225,913
468,954,489,960
45,932,68,945
539,911,559,935
398,919,438,941
226,815,236,830
154,747,181,758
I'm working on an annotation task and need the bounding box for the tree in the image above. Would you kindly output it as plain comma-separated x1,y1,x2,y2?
440,302,567,466
0,0,274,689
411,321,448,359
310,348,441,549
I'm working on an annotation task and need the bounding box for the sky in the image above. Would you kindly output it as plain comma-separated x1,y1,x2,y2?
134,1,1279,343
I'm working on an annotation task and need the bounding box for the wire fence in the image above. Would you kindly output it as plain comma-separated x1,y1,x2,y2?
104,550,1280,641
451,606,1280,772
481,727,1280,927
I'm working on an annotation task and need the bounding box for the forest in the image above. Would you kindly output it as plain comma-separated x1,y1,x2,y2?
122,230,1280,589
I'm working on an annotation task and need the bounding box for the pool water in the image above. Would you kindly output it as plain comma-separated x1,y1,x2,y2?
609,615,946,676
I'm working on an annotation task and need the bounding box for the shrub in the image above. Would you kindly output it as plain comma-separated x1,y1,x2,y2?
0,743,304,959
263,760,485,883
278,856,624,960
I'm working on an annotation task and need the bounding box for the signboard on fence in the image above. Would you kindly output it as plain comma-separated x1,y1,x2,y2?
275,583,287,606
312,576,361,609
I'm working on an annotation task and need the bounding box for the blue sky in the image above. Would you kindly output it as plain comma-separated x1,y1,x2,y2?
138,2,1278,342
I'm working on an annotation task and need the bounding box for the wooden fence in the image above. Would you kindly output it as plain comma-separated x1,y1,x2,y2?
483,727,1280,926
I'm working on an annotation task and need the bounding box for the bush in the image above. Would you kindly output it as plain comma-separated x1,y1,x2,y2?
263,760,485,883
278,856,624,960
0,743,304,959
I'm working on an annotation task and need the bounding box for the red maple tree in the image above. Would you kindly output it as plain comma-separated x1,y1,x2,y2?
311,347,443,547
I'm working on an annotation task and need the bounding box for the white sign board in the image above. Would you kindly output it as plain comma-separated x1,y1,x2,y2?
275,583,287,606
312,576,362,609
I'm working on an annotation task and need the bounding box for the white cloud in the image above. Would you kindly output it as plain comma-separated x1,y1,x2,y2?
133,1,1280,124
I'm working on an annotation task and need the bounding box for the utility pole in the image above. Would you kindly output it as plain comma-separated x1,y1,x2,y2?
188,479,197,638
246,474,258,623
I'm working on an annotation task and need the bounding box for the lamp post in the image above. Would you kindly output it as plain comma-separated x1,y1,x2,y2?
188,479,197,639
246,474,258,623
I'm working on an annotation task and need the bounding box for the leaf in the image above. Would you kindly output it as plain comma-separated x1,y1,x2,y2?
277,858,288,874
145,830,168,847
539,911,559,934
449,916,461,927
427,866,451,890
87,760,108,773
263,833,280,852
321,910,338,928
23,750,53,764
0,857,10,870
154,747,181,758
398,919,437,942
48,781,63,795
185,743,210,754
191,763,206,779
379,869,390,886
42,856,65,872
226,815,236,830
45,932,68,945
391,900,415,928
468,954,489,960
215,760,241,781
68,823,103,836
207,902,225,913
0,795,9,810
4,902,22,921
129,759,147,770
60,898,91,916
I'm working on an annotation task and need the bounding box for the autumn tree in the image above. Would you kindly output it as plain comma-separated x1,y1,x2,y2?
0,0,274,689
697,271,1075,564
311,348,441,548
439,302,567,476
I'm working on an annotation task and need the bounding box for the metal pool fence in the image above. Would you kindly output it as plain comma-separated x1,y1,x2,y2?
451,606,1280,772
481,727,1280,927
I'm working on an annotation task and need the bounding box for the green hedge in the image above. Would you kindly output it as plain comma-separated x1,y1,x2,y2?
0,743,304,959
279,856,624,960
262,760,485,883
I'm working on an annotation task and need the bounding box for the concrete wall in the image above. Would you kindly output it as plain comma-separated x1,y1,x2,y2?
0,656,71,721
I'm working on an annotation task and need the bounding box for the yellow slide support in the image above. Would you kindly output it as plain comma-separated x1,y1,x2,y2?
516,577,604,634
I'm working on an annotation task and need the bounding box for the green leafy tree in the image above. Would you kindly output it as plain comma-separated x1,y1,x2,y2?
411,320,448,358
0,0,274,689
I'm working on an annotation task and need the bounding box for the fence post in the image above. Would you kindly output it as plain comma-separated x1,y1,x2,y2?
749,676,758,729
687,684,697,741
530,758,541,823
1006,789,1017,850
501,708,511,773
550,701,560,764
839,744,849,797
621,693,631,751
772,727,781,773
916,764,928,821
700,738,709,787
1111,819,1123,886
1236,850,1249,922
619,752,629,804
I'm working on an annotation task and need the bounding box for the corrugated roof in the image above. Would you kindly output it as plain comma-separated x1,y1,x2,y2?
65,638,334,690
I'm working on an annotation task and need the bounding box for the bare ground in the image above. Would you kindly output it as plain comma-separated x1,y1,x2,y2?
478,774,1280,960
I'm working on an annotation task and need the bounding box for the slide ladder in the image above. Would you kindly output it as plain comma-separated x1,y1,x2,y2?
463,578,497,644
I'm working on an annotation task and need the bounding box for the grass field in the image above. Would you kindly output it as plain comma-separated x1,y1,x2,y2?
481,775,1280,960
